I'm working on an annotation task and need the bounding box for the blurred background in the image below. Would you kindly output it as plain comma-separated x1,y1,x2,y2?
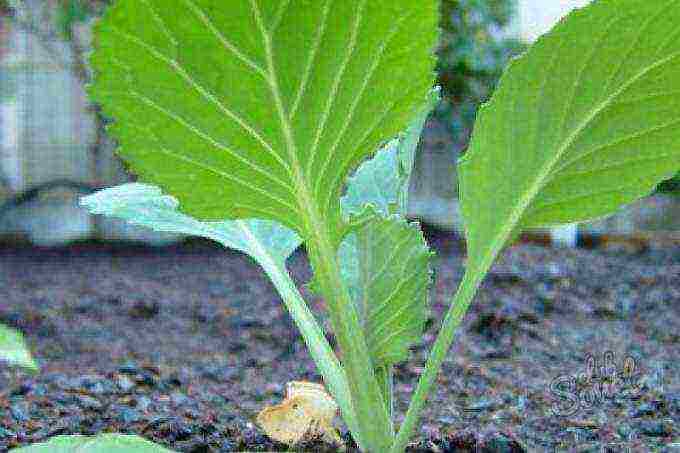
0,0,678,247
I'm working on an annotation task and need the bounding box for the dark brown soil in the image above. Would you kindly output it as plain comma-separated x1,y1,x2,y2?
0,231,678,452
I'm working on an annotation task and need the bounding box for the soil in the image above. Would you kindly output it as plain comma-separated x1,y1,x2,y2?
0,230,678,452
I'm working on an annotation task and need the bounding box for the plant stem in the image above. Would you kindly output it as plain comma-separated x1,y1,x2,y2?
252,243,359,440
253,4,393,446
376,365,394,430
305,225,394,452
390,268,486,453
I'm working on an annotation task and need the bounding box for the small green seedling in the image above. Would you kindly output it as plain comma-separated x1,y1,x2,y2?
80,1,680,451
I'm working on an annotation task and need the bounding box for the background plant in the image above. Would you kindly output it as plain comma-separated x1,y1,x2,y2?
437,0,525,144
0,324,37,371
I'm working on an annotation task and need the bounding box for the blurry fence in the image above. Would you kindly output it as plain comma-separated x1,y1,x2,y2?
0,2,179,245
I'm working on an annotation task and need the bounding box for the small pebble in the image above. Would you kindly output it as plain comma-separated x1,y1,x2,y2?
630,402,660,418
617,423,634,440
481,432,524,453
10,403,29,422
466,397,500,412
0,427,15,440
136,395,152,412
77,375,110,395
10,383,33,397
667,394,680,415
118,363,140,375
171,392,189,406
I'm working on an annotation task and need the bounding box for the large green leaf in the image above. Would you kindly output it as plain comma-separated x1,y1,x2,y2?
0,324,38,371
89,0,438,239
459,0,680,271
338,215,432,367
11,434,174,452
80,184,359,439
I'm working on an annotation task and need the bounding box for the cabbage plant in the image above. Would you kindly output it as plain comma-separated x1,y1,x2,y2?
80,1,680,451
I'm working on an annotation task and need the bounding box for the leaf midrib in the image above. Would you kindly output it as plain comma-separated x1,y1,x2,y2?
249,0,320,236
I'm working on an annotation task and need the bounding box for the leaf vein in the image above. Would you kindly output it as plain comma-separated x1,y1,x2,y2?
124,90,296,193
364,230,416,291
528,183,654,213
602,0,673,95
550,116,680,177
314,11,411,204
558,15,624,141
271,0,291,33
655,12,680,58
367,269,422,326
306,0,367,181
548,50,680,176
181,0,268,78
140,0,178,47
136,130,298,213
611,89,680,106
108,26,285,172
554,150,680,180
290,0,332,120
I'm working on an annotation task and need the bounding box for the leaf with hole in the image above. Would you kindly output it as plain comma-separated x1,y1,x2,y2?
341,88,439,220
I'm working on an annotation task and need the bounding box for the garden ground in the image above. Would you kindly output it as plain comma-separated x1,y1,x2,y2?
0,230,678,452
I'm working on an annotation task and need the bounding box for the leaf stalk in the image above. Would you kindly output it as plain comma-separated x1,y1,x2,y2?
304,223,394,451
390,264,489,453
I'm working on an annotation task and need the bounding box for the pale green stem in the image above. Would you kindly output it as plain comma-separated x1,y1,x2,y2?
390,268,487,453
260,257,361,440
253,3,392,446
376,365,394,430
305,225,394,451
